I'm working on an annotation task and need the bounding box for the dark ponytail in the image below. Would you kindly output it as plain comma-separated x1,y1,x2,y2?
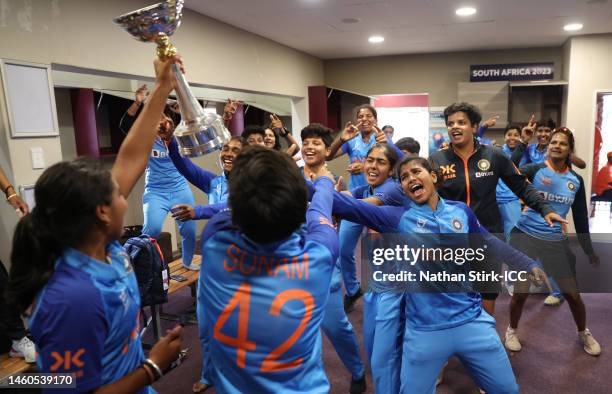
6,158,114,314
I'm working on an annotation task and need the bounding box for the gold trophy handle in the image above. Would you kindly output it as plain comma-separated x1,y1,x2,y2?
155,33,177,60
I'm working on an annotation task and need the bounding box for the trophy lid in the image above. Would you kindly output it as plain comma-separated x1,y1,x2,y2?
113,0,184,43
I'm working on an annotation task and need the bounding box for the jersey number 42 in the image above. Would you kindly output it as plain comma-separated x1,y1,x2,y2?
214,283,314,373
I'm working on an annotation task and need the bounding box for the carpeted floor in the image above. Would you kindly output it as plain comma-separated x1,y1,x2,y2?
151,290,611,394
153,241,612,393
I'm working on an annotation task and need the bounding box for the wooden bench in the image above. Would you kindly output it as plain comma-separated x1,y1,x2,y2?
0,353,34,383
167,255,200,294
145,255,201,343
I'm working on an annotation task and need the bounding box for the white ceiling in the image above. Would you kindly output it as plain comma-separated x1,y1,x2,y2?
185,0,612,59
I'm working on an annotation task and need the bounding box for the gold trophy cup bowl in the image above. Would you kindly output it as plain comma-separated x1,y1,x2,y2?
114,0,231,157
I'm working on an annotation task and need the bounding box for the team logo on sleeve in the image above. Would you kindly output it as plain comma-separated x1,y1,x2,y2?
416,218,427,228
567,181,576,191
452,218,463,230
477,159,490,171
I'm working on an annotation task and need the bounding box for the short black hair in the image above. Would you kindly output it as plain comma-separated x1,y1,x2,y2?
396,156,441,187
537,118,556,130
229,146,308,243
382,125,394,132
395,137,421,155
300,123,333,147
241,125,266,141
443,102,482,126
353,104,378,120
226,135,247,148
505,123,522,135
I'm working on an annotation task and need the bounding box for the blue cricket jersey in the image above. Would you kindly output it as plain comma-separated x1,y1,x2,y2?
118,111,188,193
199,177,338,393
516,162,594,254
350,177,404,206
331,193,539,331
524,143,547,164
340,133,377,189
496,144,520,204
145,138,190,192
29,242,151,393
512,142,547,167
168,139,228,204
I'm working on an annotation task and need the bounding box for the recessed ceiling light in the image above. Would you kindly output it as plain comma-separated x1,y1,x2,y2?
564,23,583,31
456,7,477,16
368,36,385,43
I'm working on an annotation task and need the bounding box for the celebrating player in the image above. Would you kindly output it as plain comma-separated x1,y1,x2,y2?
199,146,339,392
7,55,185,393
331,155,546,393
505,127,601,356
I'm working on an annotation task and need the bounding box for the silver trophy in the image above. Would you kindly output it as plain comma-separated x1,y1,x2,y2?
113,0,230,157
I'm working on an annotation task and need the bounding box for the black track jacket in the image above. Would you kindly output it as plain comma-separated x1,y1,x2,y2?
429,139,554,233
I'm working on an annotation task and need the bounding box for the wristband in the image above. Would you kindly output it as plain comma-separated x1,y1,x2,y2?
144,358,164,380
6,193,17,202
3,184,13,195
141,364,155,384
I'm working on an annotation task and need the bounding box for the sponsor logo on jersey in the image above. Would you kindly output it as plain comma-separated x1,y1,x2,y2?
440,164,456,180
541,176,553,186
477,159,490,171
567,181,576,191
50,349,85,372
452,218,463,230
151,149,168,158
475,171,494,178
540,191,573,205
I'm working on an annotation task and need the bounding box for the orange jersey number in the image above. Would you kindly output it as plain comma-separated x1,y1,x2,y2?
213,284,314,372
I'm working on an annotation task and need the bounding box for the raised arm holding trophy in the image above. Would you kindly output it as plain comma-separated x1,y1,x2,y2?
114,0,231,158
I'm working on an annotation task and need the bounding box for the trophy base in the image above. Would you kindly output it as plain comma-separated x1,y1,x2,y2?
177,135,226,158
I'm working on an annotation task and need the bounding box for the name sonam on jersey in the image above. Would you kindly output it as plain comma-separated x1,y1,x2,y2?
224,244,309,280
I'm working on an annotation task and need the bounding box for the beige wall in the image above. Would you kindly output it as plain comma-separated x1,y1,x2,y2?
0,0,323,99
564,34,612,197
0,0,324,265
324,47,564,107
